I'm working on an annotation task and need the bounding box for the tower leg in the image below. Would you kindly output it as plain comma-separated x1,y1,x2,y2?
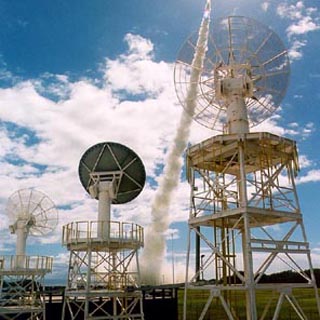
242,215,257,320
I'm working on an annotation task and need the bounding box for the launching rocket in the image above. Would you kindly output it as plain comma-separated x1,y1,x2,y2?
184,0,211,117
204,0,211,20
140,0,212,285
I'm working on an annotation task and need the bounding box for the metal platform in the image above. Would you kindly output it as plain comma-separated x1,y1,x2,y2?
187,132,298,177
0,255,53,275
0,255,53,320
62,220,144,250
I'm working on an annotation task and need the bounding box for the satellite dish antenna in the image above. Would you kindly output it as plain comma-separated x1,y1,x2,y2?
78,142,146,238
174,15,290,133
7,188,58,267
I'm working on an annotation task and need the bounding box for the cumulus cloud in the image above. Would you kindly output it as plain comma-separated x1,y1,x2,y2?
261,2,270,12
0,29,319,287
124,33,154,59
0,33,182,240
288,39,307,60
277,1,305,20
297,169,320,184
105,33,172,96
287,16,320,37
276,1,320,60
0,34,213,280
299,154,313,169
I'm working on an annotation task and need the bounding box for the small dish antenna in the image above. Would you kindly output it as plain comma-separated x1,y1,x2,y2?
78,142,146,237
6,188,58,267
174,16,290,133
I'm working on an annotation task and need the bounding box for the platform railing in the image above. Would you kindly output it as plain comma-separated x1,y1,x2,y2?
0,255,53,273
62,220,144,247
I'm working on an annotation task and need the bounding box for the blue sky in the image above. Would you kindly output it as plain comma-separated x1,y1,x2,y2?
0,0,319,285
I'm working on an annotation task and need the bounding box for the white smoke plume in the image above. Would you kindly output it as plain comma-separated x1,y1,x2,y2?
140,0,212,284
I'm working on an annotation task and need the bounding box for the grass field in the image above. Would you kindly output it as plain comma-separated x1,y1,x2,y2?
178,287,320,319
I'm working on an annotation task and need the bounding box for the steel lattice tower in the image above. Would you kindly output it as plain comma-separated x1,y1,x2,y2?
173,9,320,320
62,220,144,320
183,132,320,319
0,255,53,320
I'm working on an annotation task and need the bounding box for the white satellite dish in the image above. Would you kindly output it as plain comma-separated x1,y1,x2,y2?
174,16,290,133
6,188,58,267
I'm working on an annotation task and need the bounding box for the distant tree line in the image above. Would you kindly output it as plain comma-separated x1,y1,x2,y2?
259,269,320,286
217,269,320,286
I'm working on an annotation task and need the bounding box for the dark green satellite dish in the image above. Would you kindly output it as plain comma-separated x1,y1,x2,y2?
78,142,146,204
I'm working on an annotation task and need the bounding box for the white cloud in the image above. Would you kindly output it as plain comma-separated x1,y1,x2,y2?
297,169,320,184
0,30,319,288
0,33,187,252
288,122,299,128
288,39,306,61
105,34,172,96
276,1,320,61
287,16,320,37
261,2,270,12
277,1,304,20
124,33,154,59
253,115,286,136
299,154,312,169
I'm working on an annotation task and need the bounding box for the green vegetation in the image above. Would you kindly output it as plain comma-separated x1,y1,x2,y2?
178,288,320,320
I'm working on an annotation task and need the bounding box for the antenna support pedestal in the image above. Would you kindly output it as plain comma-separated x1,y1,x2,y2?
15,221,29,269
89,177,117,239
97,180,115,239
226,95,249,134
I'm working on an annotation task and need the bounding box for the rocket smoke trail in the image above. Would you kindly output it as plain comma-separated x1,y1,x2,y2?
141,0,212,284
